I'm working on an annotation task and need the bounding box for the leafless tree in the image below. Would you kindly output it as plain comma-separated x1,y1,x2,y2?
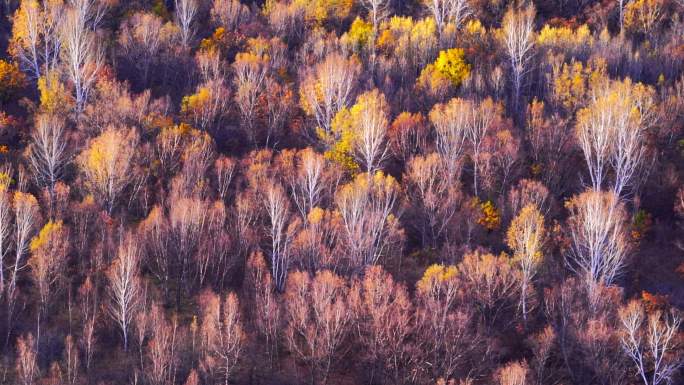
355,265,413,382
264,80,294,148
210,0,251,31
64,334,79,385
405,153,461,249
415,264,478,380
527,326,555,385
246,252,281,365
352,89,390,174
11,0,64,79
565,190,630,303
619,300,682,385
458,251,521,327
497,361,529,385
15,333,38,385
28,220,70,314
106,233,142,351
423,0,472,40
0,184,11,299
146,304,178,385
465,98,499,197
429,98,470,183
502,3,536,112
175,0,198,49
508,178,550,217
284,270,357,383
213,156,236,202
77,276,98,373
388,112,430,164
27,114,68,203
280,148,327,221
61,4,103,111
118,12,174,86
200,291,244,385
300,53,361,139
335,172,402,270
233,52,269,144
6,192,40,336
263,181,297,291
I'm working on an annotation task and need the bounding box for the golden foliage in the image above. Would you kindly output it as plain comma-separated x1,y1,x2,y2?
78,127,139,212
341,17,373,52
417,264,458,294
537,24,592,49
506,205,545,265
477,200,501,231
182,87,211,116
434,48,470,87
199,27,226,53
38,71,71,114
30,220,63,253
0,60,26,101
550,58,606,112
323,107,359,173
292,0,354,24
624,0,664,35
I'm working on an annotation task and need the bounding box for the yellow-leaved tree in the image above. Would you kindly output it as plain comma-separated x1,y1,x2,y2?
29,220,69,313
417,48,470,100
78,127,139,214
0,60,26,102
506,204,545,322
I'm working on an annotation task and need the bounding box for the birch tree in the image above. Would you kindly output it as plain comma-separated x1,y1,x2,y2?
60,5,102,111
284,270,356,384
200,291,244,385
429,98,470,183
15,333,38,385
423,0,472,40
10,0,64,79
576,79,655,197
263,181,296,291
466,98,499,197
28,220,69,313
0,182,11,299
78,126,139,214
175,0,198,49
501,3,536,112
565,190,630,301
335,172,401,270
6,192,40,333
506,205,545,322
350,89,390,174
233,51,269,144
300,53,361,139
27,113,68,200
619,300,682,385
106,234,142,351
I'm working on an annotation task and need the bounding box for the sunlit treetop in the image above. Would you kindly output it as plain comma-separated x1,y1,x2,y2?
417,263,458,294
291,0,354,25
341,17,373,53
433,48,471,87
38,71,72,114
537,24,593,49
30,220,64,253
0,60,26,101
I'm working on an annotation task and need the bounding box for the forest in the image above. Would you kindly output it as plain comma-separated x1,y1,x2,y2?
0,0,683,384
